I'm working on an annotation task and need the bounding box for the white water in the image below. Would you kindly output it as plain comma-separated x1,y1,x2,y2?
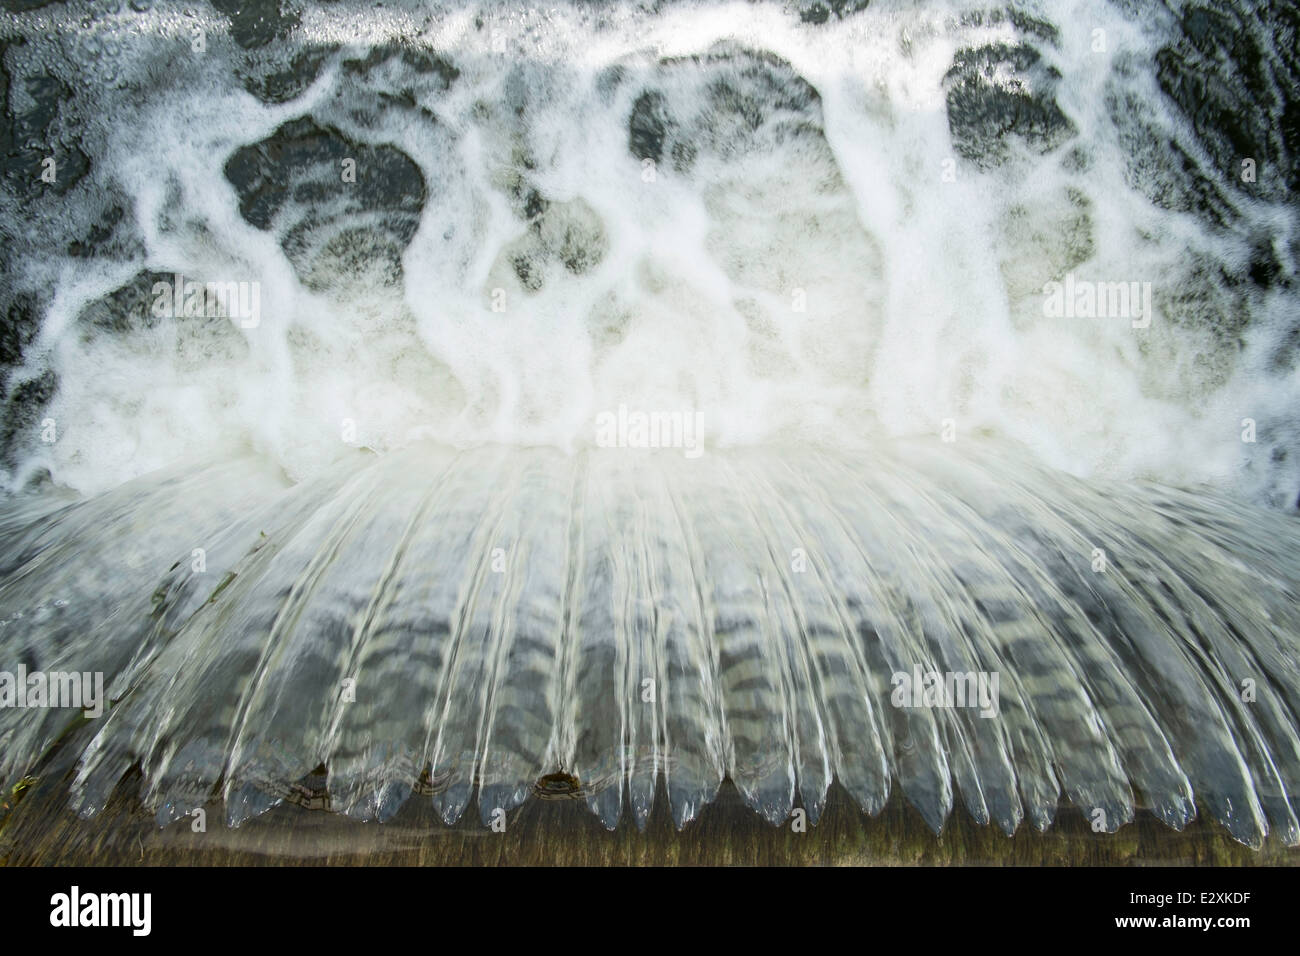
3,0,1300,845
1,0,1295,504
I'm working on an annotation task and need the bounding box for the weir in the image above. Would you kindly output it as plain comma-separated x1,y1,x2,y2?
1,0,1298,864
1,442,1298,850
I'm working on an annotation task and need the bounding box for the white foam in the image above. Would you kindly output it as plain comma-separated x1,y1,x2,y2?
5,0,1297,504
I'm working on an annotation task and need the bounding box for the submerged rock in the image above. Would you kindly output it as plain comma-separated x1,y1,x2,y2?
240,45,337,105
495,197,609,294
0,41,91,199
223,117,427,293
796,1,871,26
0,289,49,471
627,45,824,173
628,90,674,165
210,0,300,52
1156,3,1299,203
341,41,460,90
944,42,1076,168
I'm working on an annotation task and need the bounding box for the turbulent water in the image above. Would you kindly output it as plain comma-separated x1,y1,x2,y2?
1,0,1299,846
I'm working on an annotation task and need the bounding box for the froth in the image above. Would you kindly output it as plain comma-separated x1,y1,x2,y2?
1,0,1296,506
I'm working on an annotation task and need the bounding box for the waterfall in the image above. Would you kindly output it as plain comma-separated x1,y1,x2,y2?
1,0,1298,847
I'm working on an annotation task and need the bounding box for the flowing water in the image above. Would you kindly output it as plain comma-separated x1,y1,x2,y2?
0,0,1298,853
